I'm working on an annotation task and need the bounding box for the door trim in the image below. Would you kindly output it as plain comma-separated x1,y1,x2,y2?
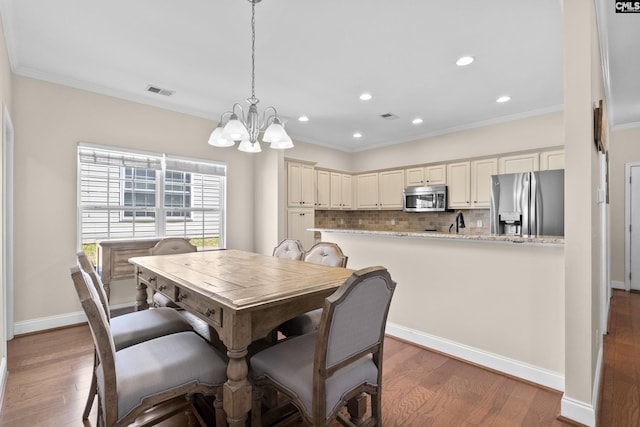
2,104,14,341
624,162,640,291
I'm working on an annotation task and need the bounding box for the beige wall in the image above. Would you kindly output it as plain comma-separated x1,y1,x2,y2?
609,127,640,283
349,112,564,172
562,0,604,419
326,232,565,379
11,75,259,321
0,12,13,383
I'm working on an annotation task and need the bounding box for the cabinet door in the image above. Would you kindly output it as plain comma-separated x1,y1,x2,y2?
356,173,379,209
330,172,343,209
341,174,353,209
379,170,405,209
447,161,471,208
287,209,315,250
315,170,330,209
540,149,565,170
405,167,425,186
471,158,498,208
287,162,303,207
499,153,539,174
425,164,446,185
300,164,315,206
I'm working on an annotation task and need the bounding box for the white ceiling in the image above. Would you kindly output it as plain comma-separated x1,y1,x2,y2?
0,0,636,152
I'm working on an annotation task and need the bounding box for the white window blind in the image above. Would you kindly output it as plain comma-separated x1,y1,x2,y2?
78,144,226,250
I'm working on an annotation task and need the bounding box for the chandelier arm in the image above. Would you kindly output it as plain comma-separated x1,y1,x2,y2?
231,103,246,123
259,106,279,130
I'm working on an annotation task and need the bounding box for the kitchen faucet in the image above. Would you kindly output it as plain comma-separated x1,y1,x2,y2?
455,211,466,233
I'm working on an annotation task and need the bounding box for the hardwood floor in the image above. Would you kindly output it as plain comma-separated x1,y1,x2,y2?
0,290,636,426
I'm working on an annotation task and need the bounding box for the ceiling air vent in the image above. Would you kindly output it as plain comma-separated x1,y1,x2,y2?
380,113,399,120
146,85,175,97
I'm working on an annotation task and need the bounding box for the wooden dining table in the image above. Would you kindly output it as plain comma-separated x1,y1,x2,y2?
129,249,354,427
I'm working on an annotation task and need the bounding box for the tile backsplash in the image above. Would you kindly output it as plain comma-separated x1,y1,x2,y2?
315,209,491,234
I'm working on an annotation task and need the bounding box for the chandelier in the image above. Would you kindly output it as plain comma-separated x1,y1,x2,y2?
208,0,293,153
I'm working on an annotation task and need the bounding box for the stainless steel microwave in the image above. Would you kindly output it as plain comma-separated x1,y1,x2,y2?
403,185,448,212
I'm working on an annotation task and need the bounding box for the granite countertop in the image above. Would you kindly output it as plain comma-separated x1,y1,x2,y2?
309,228,564,246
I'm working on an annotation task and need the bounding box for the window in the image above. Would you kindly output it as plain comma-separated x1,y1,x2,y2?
78,143,226,255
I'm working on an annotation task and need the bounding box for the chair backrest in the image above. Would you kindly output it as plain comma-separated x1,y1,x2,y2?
70,265,118,426
304,242,348,268
272,239,305,260
77,251,111,319
314,265,395,393
150,237,197,256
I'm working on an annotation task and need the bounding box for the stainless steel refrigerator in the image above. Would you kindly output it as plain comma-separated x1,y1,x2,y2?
489,169,564,237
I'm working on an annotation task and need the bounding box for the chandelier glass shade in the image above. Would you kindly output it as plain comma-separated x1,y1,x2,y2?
208,0,293,152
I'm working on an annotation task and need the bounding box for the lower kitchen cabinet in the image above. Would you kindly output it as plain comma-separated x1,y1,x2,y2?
287,208,315,250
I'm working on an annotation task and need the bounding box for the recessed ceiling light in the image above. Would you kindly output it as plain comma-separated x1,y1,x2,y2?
496,95,511,103
359,93,372,101
298,116,309,122
353,132,363,138
412,118,424,125
456,56,475,66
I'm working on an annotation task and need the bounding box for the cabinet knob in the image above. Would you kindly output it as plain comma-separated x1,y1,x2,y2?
205,308,215,317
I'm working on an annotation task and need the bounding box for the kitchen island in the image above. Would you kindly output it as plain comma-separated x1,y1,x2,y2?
311,228,565,391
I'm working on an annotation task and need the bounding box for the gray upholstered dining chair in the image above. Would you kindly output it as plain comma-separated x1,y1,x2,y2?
250,266,396,427
278,242,348,337
71,265,228,427
76,252,194,418
149,237,197,308
272,238,305,260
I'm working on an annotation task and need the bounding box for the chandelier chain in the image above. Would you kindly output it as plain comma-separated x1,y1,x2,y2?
251,0,256,101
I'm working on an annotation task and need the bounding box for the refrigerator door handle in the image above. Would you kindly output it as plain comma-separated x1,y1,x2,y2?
529,172,538,236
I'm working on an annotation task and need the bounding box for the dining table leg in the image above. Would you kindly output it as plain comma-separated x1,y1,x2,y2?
222,316,253,427
134,279,149,311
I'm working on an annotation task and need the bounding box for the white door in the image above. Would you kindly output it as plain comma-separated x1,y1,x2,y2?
629,165,640,290
2,105,14,340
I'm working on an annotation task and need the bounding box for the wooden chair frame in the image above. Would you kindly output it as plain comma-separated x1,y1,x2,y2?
253,266,395,427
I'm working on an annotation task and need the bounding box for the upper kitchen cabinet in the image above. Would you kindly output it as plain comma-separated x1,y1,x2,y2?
498,153,539,174
287,162,315,208
315,169,330,209
447,161,471,208
330,172,353,210
356,173,379,209
356,170,404,210
470,158,498,208
405,164,446,187
539,149,565,171
378,170,405,209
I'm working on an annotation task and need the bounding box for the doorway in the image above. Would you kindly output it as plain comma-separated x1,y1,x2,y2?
626,163,640,291
2,105,14,341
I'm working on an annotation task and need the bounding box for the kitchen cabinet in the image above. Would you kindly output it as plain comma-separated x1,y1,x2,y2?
378,170,405,209
315,170,330,209
498,153,539,174
471,158,498,208
356,173,379,209
447,161,471,208
330,172,353,209
540,149,565,170
356,170,404,209
287,162,315,208
405,164,446,186
287,208,315,250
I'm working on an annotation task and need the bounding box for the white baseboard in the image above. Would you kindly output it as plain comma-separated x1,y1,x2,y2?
385,322,565,391
561,396,595,427
611,280,627,290
13,302,132,336
0,356,7,414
